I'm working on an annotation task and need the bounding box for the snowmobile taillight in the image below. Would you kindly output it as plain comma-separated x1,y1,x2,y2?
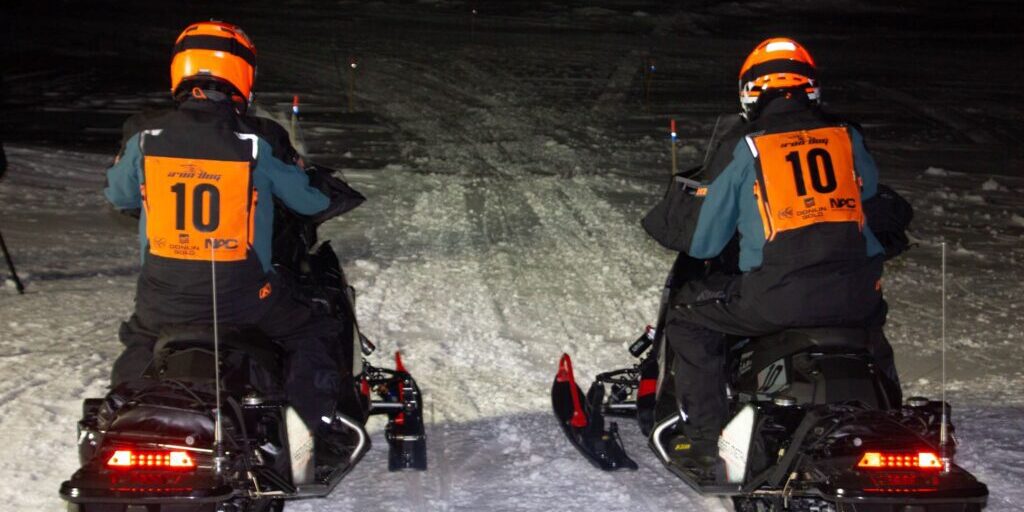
106,450,195,470
857,451,942,470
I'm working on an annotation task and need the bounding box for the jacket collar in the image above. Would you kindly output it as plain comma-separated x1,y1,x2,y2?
178,96,238,117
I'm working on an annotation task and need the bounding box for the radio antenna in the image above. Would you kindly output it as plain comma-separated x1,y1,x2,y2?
700,115,723,170
939,241,950,472
210,244,225,472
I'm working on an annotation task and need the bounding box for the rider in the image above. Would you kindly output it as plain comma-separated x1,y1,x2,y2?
642,38,904,470
105,21,346,439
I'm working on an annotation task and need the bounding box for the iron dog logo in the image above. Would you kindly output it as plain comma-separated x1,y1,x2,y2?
779,132,830,149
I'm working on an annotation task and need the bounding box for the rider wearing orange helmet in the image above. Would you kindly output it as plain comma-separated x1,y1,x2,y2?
116,21,300,167
105,21,348,437
642,38,905,471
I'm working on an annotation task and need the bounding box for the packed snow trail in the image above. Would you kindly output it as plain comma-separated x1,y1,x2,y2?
2,2,1024,511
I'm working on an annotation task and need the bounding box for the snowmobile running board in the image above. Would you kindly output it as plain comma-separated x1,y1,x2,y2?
551,354,637,471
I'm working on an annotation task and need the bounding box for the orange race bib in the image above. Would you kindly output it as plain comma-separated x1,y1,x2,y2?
142,156,255,262
749,126,863,241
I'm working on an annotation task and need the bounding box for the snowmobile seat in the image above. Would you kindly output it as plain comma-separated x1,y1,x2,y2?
731,327,871,393
741,327,869,358
783,327,869,351
150,325,286,395
154,324,283,370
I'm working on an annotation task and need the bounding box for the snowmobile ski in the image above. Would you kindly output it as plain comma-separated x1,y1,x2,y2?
368,351,428,471
551,353,637,471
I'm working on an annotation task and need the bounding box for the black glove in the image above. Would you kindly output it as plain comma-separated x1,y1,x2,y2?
306,165,367,224
864,183,914,260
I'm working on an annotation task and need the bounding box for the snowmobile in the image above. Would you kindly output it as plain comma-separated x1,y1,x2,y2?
60,165,427,512
552,253,989,511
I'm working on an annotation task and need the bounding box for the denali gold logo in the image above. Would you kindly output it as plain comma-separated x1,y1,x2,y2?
778,207,794,220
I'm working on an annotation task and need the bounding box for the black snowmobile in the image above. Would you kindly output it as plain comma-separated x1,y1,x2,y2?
60,165,427,512
552,252,989,511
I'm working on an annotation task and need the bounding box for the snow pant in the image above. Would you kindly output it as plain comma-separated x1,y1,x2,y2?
665,272,901,442
111,271,348,432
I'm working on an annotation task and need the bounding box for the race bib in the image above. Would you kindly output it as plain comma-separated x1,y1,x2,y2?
142,156,254,262
749,126,863,241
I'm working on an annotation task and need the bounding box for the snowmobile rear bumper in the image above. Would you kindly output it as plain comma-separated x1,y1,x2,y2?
59,471,233,506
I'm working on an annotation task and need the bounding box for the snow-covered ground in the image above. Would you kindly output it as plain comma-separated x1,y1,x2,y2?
1,1,1022,510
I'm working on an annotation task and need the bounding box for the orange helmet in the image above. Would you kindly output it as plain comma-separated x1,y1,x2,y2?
170,21,256,104
738,38,819,115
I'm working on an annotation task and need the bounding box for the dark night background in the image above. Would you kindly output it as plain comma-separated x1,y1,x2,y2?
2,0,1022,175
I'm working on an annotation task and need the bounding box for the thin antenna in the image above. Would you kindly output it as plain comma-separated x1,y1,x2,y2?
700,115,724,170
211,244,224,472
939,241,950,472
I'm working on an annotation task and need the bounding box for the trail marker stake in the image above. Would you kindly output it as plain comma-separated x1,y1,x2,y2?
348,56,358,113
643,57,655,110
471,2,478,36
468,1,477,36
670,119,678,175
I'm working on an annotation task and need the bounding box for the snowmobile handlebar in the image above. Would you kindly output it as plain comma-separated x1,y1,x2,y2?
304,164,366,225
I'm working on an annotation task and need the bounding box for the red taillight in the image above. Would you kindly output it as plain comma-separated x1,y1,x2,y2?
106,450,195,470
857,451,942,470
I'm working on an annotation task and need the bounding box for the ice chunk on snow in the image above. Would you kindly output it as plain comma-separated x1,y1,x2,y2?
354,259,381,274
1011,214,1024,227
924,166,950,176
981,178,1005,191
